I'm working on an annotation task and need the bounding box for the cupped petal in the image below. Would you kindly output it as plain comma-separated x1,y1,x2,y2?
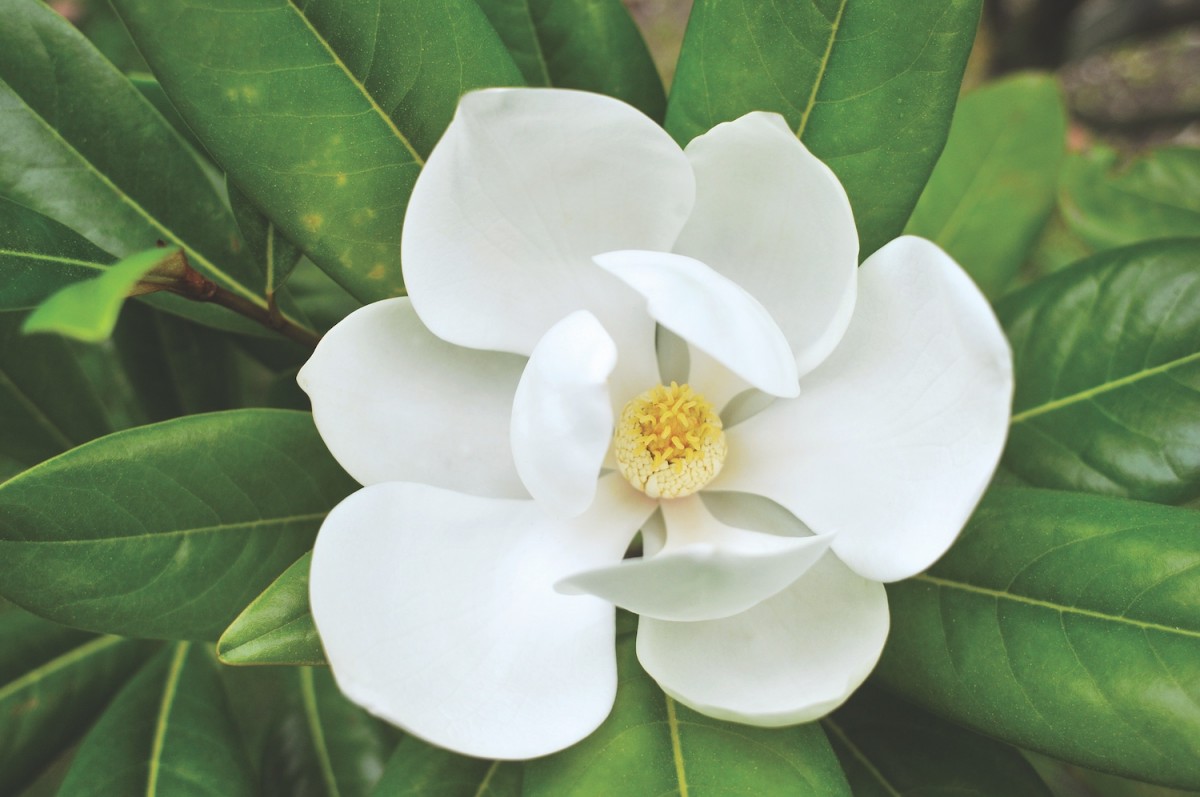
512,311,617,517
595,250,799,398
673,111,858,379
716,237,1014,582
557,495,831,621
297,298,526,498
310,474,656,760
637,552,888,726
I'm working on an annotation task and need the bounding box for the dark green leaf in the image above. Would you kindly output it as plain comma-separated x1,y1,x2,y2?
262,667,398,797
57,643,257,797
665,0,981,257
1060,147,1200,252
0,197,111,311
824,686,1052,796
110,0,523,303
228,180,304,297
130,73,213,163
906,73,1066,298
0,410,357,639
525,630,851,796
370,736,520,797
998,238,1200,504
475,0,665,120
878,488,1200,789
219,551,325,667
0,608,155,795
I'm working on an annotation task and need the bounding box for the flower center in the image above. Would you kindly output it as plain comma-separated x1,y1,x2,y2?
613,382,727,499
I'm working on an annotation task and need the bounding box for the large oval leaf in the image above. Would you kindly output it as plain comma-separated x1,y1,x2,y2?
0,609,155,795
370,737,521,797
0,410,357,639
665,0,981,257
877,488,1200,789
218,551,325,667
57,643,256,797
997,238,1200,504
110,0,522,303
524,629,852,796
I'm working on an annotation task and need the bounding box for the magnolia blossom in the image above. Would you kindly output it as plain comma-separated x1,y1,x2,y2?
299,88,1013,760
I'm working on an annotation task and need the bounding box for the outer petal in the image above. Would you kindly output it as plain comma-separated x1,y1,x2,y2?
511,311,616,517
595,250,799,398
297,298,526,498
310,474,656,760
402,88,694,396
716,237,1014,582
673,111,858,380
637,552,888,726
557,495,831,621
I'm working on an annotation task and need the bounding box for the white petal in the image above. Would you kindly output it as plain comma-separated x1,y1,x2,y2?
557,495,830,621
402,87,693,407
716,237,1014,582
673,111,858,379
595,250,799,398
637,552,888,726
310,474,656,760
297,298,526,498
511,311,616,517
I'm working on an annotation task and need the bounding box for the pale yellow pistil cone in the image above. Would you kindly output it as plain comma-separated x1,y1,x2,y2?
613,382,727,499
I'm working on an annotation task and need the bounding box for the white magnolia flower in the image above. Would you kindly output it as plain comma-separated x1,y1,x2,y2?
299,89,1013,760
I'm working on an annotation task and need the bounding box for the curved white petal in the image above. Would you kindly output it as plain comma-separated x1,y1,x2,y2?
402,88,693,407
637,552,888,726
297,298,526,498
716,237,1014,582
557,495,830,621
512,311,617,517
595,250,799,398
673,111,858,379
310,475,656,760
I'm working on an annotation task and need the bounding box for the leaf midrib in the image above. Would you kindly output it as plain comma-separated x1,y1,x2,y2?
665,695,689,797
794,0,848,139
0,248,107,271
300,667,342,797
821,718,902,797
146,642,189,797
0,511,329,545
0,633,124,702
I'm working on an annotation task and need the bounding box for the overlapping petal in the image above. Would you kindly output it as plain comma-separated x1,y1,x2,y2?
716,237,1013,582
297,298,527,497
636,552,888,726
310,475,656,760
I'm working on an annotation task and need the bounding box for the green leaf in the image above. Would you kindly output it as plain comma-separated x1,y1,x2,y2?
129,72,214,165
1060,147,1200,252
877,488,1200,789
109,0,523,304
665,0,981,257
997,238,1200,504
370,736,521,797
823,686,1052,796
0,0,295,337
525,630,851,796
57,642,257,797
22,248,181,343
0,197,112,311
262,667,398,797
0,409,357,639
219,551,325,667
228,180,304,297
905,73,1067,298
475,0,665,120
0,608,155,795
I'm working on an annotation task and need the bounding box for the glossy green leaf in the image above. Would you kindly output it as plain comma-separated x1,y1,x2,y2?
997,238,1200,504
262,667,398,797
525,630,851,796
228,180,304,297
22,248,180,343
1060,147,1200,252
57,642,256,797
370,736,521,797
878,488,1200,789
0,608,155,795
219,551,325,667
475,0,664,119
0,410,357,639
110,0,523,304
665,0,981,257
130,73,214,165
0,0,293,337
0,197,112,311
824,686,1052,796
905,73,1066,298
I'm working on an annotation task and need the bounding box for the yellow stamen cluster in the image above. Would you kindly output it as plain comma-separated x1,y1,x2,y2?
613,382,726,499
